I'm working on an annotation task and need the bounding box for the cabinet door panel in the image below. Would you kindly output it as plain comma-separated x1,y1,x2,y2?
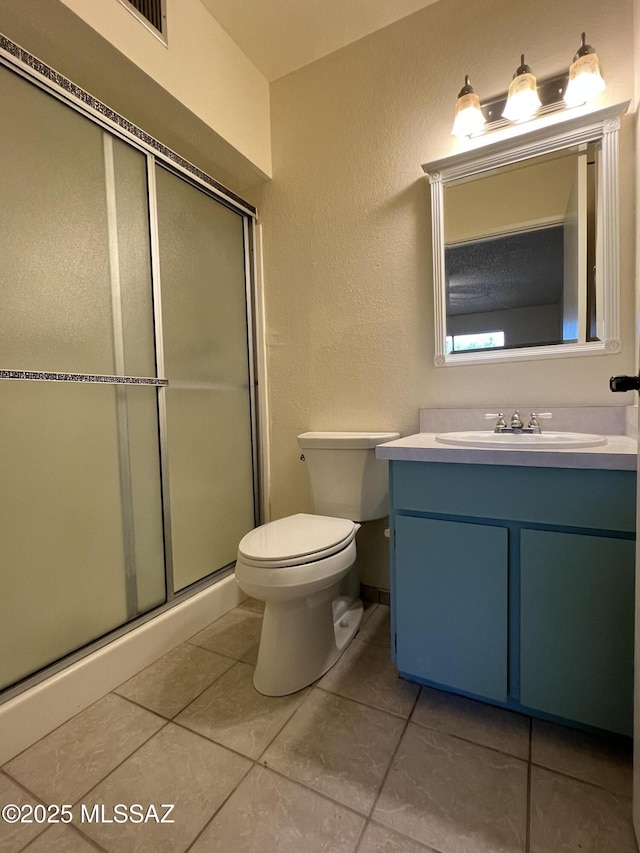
395,516,508,701
520,529,634,735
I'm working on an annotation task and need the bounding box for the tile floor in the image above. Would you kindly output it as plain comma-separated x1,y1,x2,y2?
1,600,637,853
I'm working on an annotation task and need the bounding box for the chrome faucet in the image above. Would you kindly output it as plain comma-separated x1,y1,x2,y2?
510,410,523,430
485,411,552,434
485,412,508,432
526,412,553,432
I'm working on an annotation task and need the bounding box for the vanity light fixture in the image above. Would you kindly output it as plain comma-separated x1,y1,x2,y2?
502,55,542,122
452,34,607,137
564,33,606,107
451,75,486,137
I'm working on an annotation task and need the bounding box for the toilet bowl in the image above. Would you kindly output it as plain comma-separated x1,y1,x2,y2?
235,513,363,696
235,430,399,696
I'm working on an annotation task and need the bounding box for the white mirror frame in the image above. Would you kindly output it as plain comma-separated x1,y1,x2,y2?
423,102,629,366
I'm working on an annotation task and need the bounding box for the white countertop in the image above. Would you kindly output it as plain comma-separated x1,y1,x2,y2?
376,432,637,471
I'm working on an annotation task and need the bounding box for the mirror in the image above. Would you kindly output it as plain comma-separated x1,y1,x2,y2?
423,104,627,366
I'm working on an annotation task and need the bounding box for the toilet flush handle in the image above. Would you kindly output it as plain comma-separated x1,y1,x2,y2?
300,453,305,461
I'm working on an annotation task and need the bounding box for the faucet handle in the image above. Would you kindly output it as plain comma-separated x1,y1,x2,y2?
485,412,507,432
528,411,552,430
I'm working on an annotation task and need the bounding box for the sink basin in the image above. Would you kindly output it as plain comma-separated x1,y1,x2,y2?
435,431,608,449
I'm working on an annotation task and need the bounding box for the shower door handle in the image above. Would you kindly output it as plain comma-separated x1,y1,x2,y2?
610,374,640,393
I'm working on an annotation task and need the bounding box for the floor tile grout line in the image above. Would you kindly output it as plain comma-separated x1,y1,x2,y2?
352,817,369,852
6,710,427,853
171,678,401,770
406,717,531,763
0,689,138,770
168,716,262,764
0,771,50,853
259,763,373,822
313,681,416,722
110,690,174,722
236,602,265,614
114,638,243,687
363,818,449,853
70,719,172,809
183,606,262,658
12,681,630,849
254,684,412,815
5,718,172,852
169,641,634,802
0,774,107,853
366,684,423,821
165,657,249,722
0,768,51,806
7,601,256,736
181,692,394,851
61,823,110,853
254,683,318,764
185,758,372,853
58,707,254,853
17,821,110,853
176,624,637,800
529,760,634,799
183,760,254,853
184,639,257,662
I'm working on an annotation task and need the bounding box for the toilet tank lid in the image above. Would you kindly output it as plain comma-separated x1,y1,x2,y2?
297,431,399,449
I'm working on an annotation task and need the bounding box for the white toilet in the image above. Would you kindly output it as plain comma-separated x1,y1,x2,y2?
235,431,399,696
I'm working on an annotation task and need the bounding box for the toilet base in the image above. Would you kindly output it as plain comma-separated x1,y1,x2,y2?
252,594,364,697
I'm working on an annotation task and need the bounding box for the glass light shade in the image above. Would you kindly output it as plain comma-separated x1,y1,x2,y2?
502,72,542,121
564,52,606,107
452,92,485,137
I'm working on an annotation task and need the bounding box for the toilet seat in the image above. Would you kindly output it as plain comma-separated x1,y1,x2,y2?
238,513,358,568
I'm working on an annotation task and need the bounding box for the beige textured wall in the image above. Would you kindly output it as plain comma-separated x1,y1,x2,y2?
259,0,636,586
0,0,271,191
59,0,271,176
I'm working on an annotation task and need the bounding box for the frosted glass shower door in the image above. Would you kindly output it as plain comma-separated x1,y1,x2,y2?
155,166,256,591
0,65,166,691
0,382,165,690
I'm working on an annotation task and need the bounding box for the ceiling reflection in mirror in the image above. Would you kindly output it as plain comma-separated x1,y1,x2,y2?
443,143,600,355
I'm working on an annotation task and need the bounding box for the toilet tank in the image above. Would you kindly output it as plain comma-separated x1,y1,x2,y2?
297,432,399,521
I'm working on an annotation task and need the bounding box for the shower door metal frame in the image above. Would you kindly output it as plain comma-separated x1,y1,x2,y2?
0,33,262,698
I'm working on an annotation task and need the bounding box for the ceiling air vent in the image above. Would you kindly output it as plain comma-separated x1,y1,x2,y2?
118,0,167,42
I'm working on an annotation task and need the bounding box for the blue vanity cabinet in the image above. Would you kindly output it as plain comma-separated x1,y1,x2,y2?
395,515,508,702
390,460,636,735
520,529,635,735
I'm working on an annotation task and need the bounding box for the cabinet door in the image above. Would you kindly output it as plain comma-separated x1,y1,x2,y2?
520,529,635,735
395,516,508,701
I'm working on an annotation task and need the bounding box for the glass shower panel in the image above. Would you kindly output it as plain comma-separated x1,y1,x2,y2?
0,380,165,691
155,166,256,591
165,387,255,589
0,66,155,377
106,135,157,378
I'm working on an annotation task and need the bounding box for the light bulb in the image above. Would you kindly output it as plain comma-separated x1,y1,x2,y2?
502,55,542,122
451,75,486,137
564,33,606,107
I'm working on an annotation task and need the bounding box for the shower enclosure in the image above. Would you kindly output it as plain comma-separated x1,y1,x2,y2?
0,36,259,696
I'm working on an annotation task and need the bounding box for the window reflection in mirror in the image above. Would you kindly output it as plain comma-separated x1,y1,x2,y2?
443,142,601,352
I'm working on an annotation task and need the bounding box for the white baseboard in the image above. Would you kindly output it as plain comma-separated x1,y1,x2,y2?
0,575,245,765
